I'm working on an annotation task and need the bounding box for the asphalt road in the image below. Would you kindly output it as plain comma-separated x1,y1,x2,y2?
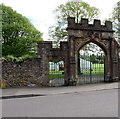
2,89,118,117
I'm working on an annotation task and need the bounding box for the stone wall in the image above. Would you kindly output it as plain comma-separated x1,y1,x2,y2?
2,58,49,87
118,58,120,81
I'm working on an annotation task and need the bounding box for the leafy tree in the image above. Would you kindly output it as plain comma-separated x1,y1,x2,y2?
48,0,100,47
1,4,43,58
111,1,120,45
48,22,67,48
54,0,99,22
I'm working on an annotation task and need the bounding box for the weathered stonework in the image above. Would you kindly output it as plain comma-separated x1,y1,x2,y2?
2,17,119,87
2,58,49,87
38,41,69,84
38,17,119,85
119,58,120,80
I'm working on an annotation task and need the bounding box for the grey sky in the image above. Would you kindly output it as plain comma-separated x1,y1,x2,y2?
1,0,119,40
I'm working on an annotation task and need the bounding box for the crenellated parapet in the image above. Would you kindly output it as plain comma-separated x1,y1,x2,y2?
37,17,119,86
38,41,69,58
67,17,113,32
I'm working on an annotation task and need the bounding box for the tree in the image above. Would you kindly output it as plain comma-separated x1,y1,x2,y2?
2,4,43,58
54,0,99,23
111,1,120,45
48,22,68,48
48,0,100,47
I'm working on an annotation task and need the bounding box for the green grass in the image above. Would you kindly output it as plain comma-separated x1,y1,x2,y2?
49,63,104,79
49,70,64,79
80,63,104,75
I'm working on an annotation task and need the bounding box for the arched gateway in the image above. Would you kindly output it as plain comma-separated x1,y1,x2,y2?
38,17,119,86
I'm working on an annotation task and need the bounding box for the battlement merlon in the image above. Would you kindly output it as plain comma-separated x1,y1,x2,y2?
38,41,68,50
38,41,52,49
37,41,52,58
67,17,114,32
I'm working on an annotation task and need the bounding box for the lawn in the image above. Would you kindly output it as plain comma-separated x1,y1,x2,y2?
49,63,104,79
80,63,104,75
49,70,64,79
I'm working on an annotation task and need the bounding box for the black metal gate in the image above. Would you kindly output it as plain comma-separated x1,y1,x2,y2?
49,61,64,86
78,53,105,84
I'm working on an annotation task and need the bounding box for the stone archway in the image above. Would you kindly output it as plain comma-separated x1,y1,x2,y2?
66,17,119,85
38,17,119,86
77,42,105,84
76,39,107,81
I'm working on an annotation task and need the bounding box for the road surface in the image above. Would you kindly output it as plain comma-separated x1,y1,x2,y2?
2,88,118,117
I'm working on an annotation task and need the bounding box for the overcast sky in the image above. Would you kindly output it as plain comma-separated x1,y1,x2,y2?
1,0,119,40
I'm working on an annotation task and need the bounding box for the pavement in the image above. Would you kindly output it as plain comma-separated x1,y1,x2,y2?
1,82,119,99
